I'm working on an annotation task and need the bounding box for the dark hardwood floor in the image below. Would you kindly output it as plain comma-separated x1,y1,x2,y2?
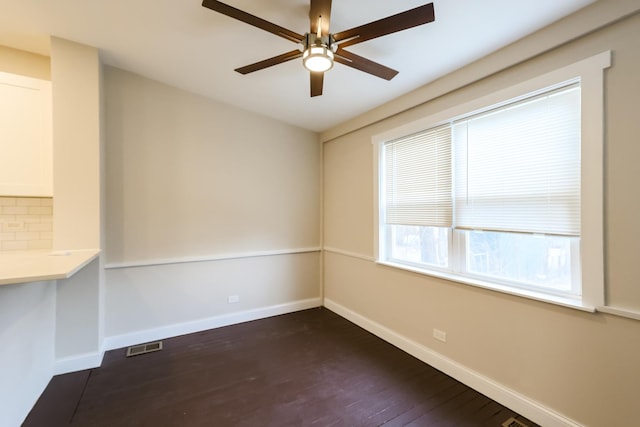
24,308,538,427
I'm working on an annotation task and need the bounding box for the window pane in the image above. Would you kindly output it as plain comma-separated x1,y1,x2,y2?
466,230,576,293
388,225,448,268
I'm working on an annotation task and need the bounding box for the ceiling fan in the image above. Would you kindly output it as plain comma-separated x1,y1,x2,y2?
201,0,435,97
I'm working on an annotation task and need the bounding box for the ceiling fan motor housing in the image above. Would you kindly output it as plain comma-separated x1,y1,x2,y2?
302,33,336,52
302,33,335,72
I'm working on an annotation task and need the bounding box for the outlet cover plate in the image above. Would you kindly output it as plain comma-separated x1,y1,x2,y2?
433,329,447,343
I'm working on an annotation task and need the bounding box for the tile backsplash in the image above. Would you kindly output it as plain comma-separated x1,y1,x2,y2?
0,196,53,251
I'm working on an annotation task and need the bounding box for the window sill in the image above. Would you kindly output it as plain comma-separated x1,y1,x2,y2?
376,260,596,313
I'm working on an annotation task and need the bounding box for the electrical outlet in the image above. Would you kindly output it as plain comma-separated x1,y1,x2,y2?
227,295,240,304
433,328,447,343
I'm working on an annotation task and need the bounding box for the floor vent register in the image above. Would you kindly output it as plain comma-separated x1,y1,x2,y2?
126,341,163,357
502,417,530,427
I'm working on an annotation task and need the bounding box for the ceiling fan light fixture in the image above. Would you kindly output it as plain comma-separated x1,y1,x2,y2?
303,44,334,72
202,0,436,96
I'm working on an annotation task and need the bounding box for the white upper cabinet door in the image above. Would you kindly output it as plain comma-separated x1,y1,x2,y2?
0,71,53,197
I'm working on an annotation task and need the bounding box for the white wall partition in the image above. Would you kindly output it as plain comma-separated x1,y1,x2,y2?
0,281,55,427
50,37,104,372
0,41,105,426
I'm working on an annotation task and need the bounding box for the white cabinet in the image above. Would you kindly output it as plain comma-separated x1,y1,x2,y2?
0,71,52,196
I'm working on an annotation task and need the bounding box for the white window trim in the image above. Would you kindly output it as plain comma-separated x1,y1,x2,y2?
372,51,611,312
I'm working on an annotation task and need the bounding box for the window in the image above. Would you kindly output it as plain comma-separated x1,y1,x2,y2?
375,52,610,310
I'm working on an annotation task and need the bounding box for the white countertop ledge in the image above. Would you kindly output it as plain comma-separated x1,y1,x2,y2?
0,249,100,286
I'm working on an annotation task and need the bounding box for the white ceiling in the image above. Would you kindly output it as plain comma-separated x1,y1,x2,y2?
0,0,594,132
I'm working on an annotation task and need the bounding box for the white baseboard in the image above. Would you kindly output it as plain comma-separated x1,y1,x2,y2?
323,298,583,427
54,350,105,375
103,297,322,351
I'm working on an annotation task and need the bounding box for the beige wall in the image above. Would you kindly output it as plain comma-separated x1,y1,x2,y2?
103,67,321,342
51,38,102,251
105,67,320,263
0,45,49,79
323,10,640,427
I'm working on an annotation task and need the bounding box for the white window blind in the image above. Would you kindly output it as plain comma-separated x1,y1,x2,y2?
384,125,452,227
453,83,581,236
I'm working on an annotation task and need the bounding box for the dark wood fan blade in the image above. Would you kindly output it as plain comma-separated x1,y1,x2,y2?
202,0,304,43
310,72,324,97
235,50,303,74
333,3,434,48
309,0,332,35
334,47,398,80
